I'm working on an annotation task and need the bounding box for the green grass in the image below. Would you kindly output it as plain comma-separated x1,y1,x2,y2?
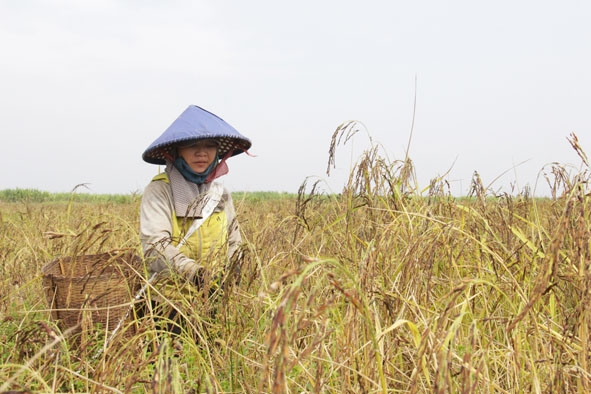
0,188,297,204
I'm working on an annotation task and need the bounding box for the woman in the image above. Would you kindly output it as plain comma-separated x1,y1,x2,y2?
140,105,251,292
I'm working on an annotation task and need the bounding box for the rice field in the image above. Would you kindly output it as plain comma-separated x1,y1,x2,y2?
0,130,590,393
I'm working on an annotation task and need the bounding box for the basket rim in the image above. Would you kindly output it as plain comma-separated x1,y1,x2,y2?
41,251,141,279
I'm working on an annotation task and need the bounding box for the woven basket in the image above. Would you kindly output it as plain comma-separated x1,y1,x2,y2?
42,251,142,335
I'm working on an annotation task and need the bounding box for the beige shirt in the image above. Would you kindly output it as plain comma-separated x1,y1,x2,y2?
140,179,242,275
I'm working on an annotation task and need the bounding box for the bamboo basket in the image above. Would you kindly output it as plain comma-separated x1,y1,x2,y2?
41,250,142,336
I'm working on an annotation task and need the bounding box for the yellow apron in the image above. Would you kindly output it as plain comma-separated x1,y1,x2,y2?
151,173,229,302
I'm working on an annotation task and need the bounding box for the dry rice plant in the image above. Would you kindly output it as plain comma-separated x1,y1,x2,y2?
0,131,590,393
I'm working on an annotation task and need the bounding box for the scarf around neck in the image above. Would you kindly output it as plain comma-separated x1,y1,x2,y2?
173,154,219,184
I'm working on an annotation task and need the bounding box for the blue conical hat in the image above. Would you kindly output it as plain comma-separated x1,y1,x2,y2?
142,105,252,165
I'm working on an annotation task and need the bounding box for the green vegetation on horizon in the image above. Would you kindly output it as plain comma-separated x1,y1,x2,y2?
0,188,297,204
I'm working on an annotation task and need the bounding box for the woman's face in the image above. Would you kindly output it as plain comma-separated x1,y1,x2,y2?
177,139,218,173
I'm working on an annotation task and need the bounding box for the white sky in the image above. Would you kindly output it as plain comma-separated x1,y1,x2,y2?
1,0,590,196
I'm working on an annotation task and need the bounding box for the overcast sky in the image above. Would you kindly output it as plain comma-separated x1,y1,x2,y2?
1,1,589,196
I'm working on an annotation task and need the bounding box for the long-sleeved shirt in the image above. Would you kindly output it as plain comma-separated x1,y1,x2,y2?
140,177,242,276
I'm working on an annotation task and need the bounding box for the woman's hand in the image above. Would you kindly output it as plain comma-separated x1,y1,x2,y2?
177,259,202,281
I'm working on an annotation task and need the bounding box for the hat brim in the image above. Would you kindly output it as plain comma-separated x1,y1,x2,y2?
142,105,252,165
142,135,251,165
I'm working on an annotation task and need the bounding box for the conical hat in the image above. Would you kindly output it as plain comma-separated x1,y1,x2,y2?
142,105,252,165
